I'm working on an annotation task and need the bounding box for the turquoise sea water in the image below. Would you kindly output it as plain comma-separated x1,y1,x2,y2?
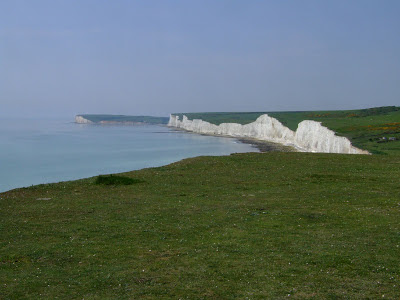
0,118,256,192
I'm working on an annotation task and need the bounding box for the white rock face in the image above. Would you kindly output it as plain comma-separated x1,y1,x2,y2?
75,115,93,124
295,121,369,154
168,114,369,154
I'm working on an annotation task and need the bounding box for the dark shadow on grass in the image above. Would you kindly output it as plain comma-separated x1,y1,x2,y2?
95,175,145,186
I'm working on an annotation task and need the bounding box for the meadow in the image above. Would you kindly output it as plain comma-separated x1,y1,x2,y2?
1,152,399,298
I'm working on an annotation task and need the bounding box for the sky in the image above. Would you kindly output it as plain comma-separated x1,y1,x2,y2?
1,0,400,118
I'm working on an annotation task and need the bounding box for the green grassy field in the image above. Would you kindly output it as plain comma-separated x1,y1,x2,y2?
1,152,399,299
175,106,400,155
78,114,169,124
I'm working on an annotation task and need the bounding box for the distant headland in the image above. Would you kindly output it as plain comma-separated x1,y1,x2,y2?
75,114,169,125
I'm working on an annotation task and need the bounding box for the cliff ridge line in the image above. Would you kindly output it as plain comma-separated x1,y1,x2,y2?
168,114,369,154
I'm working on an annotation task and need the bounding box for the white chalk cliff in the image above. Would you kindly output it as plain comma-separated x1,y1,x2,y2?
168,114,369,154
75,116,93,124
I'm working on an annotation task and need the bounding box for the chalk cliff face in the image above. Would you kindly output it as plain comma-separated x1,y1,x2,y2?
168,114,369,154
75,116,93,124
294,121,369,154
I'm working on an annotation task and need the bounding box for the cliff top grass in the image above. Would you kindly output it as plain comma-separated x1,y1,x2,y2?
1,152,400,298
174,106,400,155
78,114,169,124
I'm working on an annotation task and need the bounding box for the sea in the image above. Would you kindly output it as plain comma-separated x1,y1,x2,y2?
0,118,257,193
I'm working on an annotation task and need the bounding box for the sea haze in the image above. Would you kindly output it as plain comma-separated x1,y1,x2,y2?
0,118,256,192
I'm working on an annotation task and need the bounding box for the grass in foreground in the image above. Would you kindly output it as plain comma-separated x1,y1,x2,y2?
1,152,399,298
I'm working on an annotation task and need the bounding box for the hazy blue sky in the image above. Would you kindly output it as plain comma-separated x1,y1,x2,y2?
1,0,399,118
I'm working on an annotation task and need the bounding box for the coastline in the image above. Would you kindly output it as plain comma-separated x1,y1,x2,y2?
0,127,292,194
168,126,297,153
236,137,296,153
0,123,258,193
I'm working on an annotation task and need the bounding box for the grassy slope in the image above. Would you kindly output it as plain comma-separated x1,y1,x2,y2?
174,107,400,155
1,152,400,299
79,114,169,124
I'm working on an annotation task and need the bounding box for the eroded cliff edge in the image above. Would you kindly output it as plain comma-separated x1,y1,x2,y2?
168,114,369,154
75,115,93,124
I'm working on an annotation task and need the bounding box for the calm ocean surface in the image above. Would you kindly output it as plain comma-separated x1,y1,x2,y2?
0,118,256,192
